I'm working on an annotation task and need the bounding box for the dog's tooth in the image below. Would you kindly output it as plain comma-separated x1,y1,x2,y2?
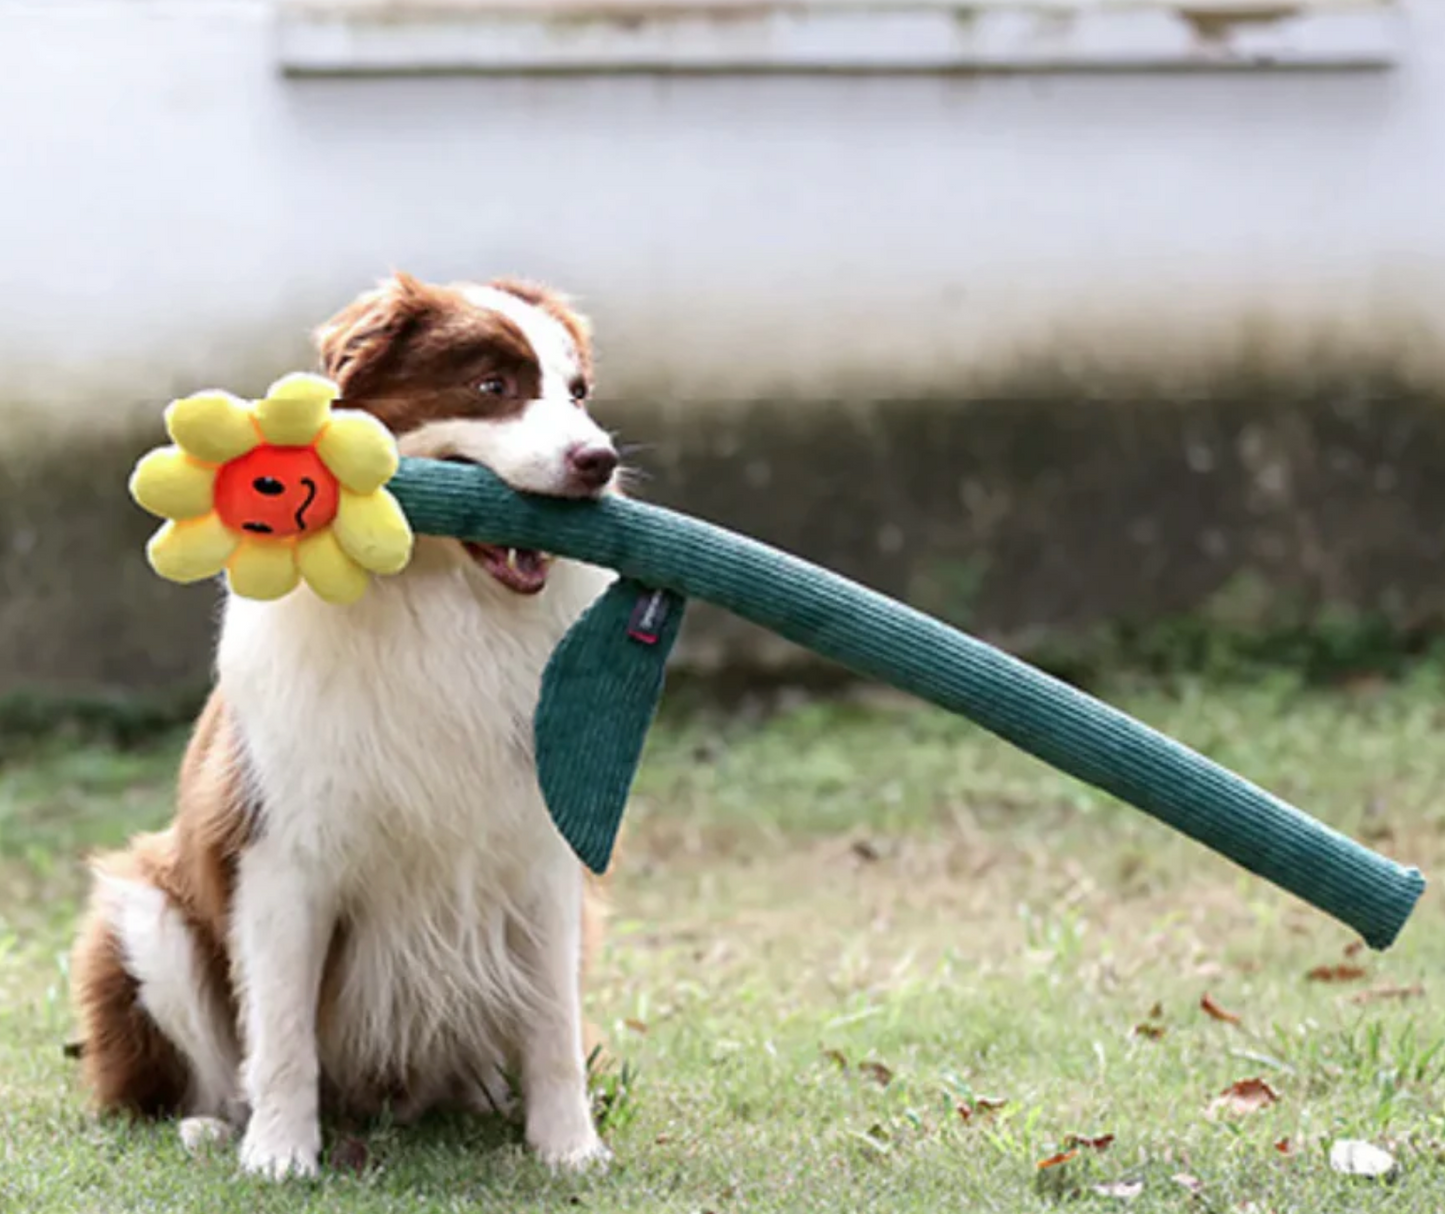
505,549,520,572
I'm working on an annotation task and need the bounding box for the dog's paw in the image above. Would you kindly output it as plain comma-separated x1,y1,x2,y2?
525,1075,611,1172
239,1109,321,1181
240,1134,320,1180
179,1116,235,1158
529,1126,612,1173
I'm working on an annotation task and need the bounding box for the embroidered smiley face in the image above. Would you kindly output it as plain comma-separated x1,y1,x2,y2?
213,446,340,538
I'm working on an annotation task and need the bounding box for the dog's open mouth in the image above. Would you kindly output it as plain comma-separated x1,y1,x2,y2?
440,457,554,594
462,542,553,595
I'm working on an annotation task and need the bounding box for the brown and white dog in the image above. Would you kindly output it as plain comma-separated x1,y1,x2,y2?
70,274,620,1178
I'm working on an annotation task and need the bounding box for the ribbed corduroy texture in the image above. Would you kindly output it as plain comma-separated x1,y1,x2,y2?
535,577,687,875
392,458,1426,950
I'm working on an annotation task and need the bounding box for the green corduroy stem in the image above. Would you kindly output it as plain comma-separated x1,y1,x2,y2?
391,458,1426,951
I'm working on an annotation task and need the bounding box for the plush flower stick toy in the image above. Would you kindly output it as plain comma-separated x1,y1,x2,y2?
130,376,1425,951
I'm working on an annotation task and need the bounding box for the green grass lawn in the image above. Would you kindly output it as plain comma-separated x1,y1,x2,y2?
1,674,1442,1212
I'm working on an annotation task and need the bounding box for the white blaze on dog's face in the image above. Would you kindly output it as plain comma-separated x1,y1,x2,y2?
315,273,617,595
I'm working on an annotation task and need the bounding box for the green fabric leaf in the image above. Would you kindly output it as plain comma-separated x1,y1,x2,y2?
535,578,686,874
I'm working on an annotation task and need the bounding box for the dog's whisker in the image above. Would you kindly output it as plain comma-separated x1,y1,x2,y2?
615,467,652,490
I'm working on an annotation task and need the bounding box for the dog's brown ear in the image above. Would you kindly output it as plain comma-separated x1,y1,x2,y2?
314,273,439,394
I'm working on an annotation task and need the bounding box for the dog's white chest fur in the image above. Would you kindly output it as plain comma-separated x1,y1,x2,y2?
217,542,610,1101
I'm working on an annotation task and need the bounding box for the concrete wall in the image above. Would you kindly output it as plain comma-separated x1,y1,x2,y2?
2,0,1444,696
3,0,1442,408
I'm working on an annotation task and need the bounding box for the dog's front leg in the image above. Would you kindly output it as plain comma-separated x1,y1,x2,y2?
232,836,335,1180
517,864,610,1170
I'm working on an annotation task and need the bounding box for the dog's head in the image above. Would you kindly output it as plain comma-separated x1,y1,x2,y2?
316,273,616,595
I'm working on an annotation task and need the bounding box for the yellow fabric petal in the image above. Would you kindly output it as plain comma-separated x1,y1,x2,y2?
255,373,337,447
165,392,259,464
315,411,399,495
129,446,217,521
333,488,414,576
296,530,371,605
146,514,237,584
226,537,300,600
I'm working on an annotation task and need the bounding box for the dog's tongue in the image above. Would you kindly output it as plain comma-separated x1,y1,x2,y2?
511,548,546,578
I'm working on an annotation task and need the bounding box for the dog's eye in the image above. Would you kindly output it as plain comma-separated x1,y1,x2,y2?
478,376,508,396
570,379,590,404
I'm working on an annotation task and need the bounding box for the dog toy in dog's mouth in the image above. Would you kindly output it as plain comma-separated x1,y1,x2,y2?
129,374,413,603
128,375,1427,952
440,455,555,592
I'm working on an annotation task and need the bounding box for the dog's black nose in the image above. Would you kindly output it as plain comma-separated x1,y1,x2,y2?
567,444,619,492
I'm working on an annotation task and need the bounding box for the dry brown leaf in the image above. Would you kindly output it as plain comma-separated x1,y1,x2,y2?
850,838,882,863
1350,983,1425,1005
1274,1137,1293,1155
1093,1179,1144,1200
1305,964,1367,983
1209,1077,1279,1117
822,1048,848,1069
1064,1133,1116,1152
1134,1002,1167,1040
1344,939,1365,957
1036,1149,1080,1198
958,1096,1006,1120
623,1018,650,1034
859,1060,893,1087
1200,993,1241,1025
1036,1150,1078,1170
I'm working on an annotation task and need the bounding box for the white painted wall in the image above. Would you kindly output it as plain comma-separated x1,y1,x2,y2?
1,0,1443,416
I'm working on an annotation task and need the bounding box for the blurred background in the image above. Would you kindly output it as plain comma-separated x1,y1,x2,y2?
2,0,1443,717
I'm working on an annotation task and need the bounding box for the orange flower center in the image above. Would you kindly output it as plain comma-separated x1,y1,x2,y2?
214,446,339,539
